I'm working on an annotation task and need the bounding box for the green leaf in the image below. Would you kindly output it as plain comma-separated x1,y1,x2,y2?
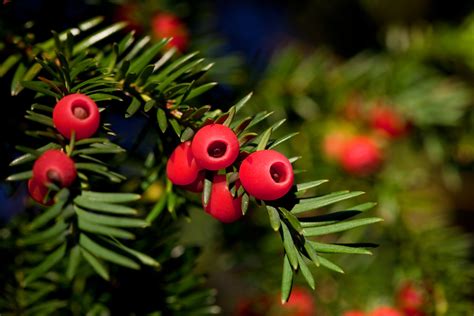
10,143,61,166
256,127,272,151
108,237,160,267
203,178,212,207
303,217,382,237
158,58,205,91
281,222,298,270
129,39,169,74
74,196,137,215
269,132,299,149
18,221,68,246
117,31,136,55
297,253,315,290
347,202,378,212
247,111,274,130
24,244,66,286
169,118,182,137
281,255,293,304
81,191,141,203
280,208,303,234
73,22,127,55
157,108,168,133
144,99,156,112
241,193,249,215
291,191,365,214
318,256,344,274
296,180,329,192
152,51,199,83
125,97,141,118
27,190,69,230
79,234,139,269
78,218,135,240
304,241,320,267
266,206,281,231
189,105,211,120
66,245,81,280
0,54,21,77
25,111,55,127
308,241,373,255
223,106,236,127
146,195,168,223
80,247,109,281
176,82,217,103
180,127,195,142
6,170,33,181
75,206,149,228
25,299,67,315
11,62,26,95
234,92,253,112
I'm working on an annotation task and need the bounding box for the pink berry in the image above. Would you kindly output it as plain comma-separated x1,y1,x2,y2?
191,124,240,171
53,93,100,140
166,141,202,186
280,287,315,316
397,282,424,310
239,150,294,200
32,150,76,188
204,175,242,223
341,136,382,176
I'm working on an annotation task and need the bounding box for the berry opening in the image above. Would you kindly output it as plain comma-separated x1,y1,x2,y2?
46,169,62,186
270,162,287,183
207,141,227,158
71,100,90,120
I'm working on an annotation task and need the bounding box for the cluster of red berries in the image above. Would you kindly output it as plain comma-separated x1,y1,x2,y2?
343,282,426,316
166,124,294,223
28,94,100,204
323,98,410,176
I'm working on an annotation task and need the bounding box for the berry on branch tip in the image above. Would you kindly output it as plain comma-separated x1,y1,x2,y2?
239,149,294,201
53,93,100,140
191,124,240,171
32,150,77,188
166,141,202,186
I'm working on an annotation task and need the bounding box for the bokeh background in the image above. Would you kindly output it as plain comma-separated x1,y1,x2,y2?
1,0,474,315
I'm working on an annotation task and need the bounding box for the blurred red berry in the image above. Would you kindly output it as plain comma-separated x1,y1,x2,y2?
370,306,403,316
402,308,426,316
113,2,143,33
279,287,315,316
151,12,189,52
397,282,425,311
167,141,202,186
341,136,382,176
370,105,409,138
239,149,294,200
192,124,240,171
32,150,76,188
204,175,243,223
53,93,100,140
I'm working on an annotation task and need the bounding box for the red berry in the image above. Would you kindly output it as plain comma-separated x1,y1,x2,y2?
403,308,426,316
343,311,366,316
166,141,202,186
191,124,240,171
370,105,409,138
32,150,77,188
28,178,53,205
53,93,100,140
151,13,189,52
179,170,205,193
239,150,294,200
370,306,403,316
341,136,382,176
280,287,315,316
204,175,242,223
397,282,424,310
